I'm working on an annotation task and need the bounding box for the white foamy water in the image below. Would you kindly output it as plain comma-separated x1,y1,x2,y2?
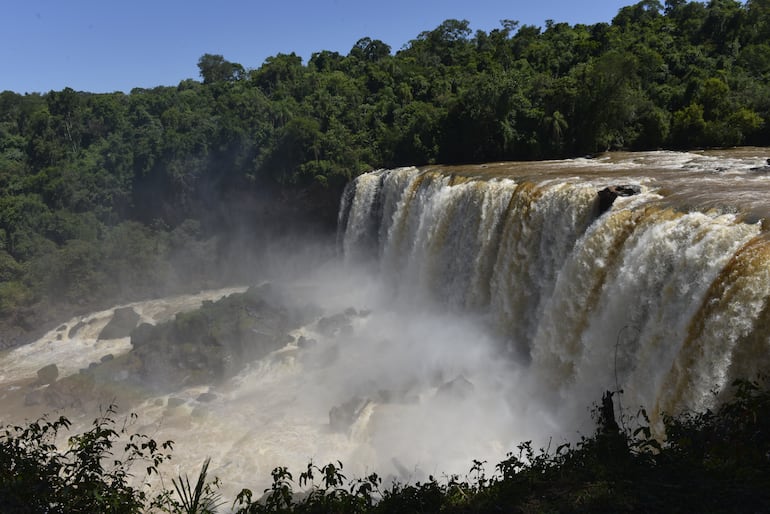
3,149,770,504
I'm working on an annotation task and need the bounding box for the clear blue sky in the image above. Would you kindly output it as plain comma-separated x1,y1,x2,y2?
2,0,635,94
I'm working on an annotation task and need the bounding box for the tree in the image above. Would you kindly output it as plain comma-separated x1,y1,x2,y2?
349,37,391,62
197,53,244,84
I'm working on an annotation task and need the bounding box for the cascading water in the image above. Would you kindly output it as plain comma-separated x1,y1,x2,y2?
339,150,770,420
3,149,770,502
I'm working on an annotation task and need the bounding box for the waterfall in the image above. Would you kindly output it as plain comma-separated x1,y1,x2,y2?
6,150,770,499
339,151,770,416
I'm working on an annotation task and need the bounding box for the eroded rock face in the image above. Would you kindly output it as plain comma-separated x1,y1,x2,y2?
597,185,641,215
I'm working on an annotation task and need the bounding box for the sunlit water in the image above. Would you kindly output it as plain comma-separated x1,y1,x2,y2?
3,148,770,504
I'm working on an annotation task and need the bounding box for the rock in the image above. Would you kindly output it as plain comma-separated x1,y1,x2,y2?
191,406,208,418
297,336,317,349
68,321,86,338
44,373,95,409
317,313,352,337
100,354,114,363
98,307,140,340
130,323,156,348
127,287,295,389
749,159,770,172
24,390,45,406
329,396,370,432
436,375,475,400
597,185,641,215
167,397,186,408
196,392,217,403
36,364,58,385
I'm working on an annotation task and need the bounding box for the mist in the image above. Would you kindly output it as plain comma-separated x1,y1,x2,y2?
145,251,565,500
8,150,767,504
0,232,580,504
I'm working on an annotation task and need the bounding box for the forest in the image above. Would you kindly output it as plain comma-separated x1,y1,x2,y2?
1,0,770,342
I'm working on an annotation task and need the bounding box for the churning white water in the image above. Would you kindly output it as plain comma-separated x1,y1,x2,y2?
3,149,770,502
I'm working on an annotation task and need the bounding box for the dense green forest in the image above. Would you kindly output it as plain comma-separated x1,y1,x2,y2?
2,0,770,343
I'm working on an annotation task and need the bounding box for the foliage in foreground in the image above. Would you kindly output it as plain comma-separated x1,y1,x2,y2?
0,404,173,514
2,379,770,513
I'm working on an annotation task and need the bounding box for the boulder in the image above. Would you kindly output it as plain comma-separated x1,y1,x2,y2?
167,397,186,408
196,392,218,403
297,336,317,349
98,307,140,340
43,373,95,409
126,286,295,390
317,313,352,337
329,396,370,432
130,323,156,348
68,320,86,338
749,158,770,172
36,364,58,385
24,390,44,407
436,375,475,400
597,185,641,215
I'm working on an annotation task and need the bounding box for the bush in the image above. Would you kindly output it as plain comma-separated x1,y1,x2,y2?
2,380,770,513
0,405,173,514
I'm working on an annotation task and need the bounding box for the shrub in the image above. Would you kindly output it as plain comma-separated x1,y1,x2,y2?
0,405,173,514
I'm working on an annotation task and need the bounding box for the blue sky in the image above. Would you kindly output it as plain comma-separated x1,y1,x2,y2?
3,0,635,94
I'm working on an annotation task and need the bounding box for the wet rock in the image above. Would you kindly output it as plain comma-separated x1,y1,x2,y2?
24,389,44,406
597,185,641,215
191,406,208,418
196,392,217,403
317,313,352,337
127,286,295,389
297,336,317,349
749,158,770,172
98,307,140,340
167,397,186,408
436,375,475,400
130,323,156,348
329,396,370,432
68,321,86,338
36,364,58,385
44,373,95,409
